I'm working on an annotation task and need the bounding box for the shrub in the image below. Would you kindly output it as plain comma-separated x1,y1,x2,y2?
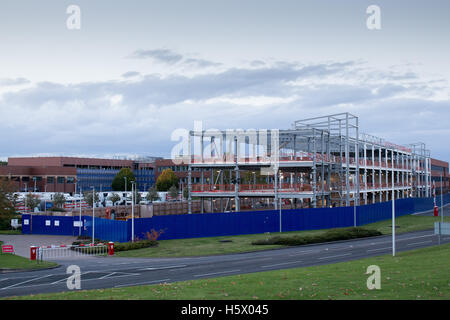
114,240,158,252
252,227,382,246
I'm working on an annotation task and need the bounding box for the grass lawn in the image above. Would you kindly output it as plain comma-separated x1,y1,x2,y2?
0,230,22,235
7,243,450,300
364,214,449,235
115,214,446,258
0,241,58,271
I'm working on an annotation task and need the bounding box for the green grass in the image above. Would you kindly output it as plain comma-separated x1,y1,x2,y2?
0,230,21,235
7,243,450,300
0,241,58,271
365,214,450,235
115,214,444,258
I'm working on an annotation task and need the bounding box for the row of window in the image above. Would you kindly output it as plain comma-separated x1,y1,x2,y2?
431,165,449,173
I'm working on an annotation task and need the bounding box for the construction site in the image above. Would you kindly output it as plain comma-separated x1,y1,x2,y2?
185,113,432,213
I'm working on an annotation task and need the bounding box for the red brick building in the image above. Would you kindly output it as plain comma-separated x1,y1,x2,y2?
0,165,77,193
431,158,449,195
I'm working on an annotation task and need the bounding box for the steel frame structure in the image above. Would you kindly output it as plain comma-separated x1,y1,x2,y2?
184,113,431,213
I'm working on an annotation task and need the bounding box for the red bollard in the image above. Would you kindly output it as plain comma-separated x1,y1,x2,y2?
434,206,439,217
108,242,114,256
30,246,37,261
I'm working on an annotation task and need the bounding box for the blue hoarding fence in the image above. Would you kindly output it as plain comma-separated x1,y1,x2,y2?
22,194,450,243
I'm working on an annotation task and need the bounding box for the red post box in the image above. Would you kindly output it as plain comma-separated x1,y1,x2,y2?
434,206,439,217
30,246,37,261
108,242,114,256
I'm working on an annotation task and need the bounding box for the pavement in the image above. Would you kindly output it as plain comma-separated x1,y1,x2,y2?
0,229,449,298
0,235,78,258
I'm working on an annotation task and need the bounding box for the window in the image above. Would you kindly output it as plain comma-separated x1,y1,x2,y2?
67,177,75,184
47,177,55,183
57,177,65,184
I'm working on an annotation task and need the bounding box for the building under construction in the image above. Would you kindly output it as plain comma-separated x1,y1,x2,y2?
185,113,431,213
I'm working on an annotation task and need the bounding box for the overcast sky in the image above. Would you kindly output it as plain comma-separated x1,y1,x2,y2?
0,0,449,161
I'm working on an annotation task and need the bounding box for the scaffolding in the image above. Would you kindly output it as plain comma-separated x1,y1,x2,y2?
185,113,431,213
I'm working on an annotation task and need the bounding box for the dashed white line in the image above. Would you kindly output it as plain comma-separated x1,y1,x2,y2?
367,247,392,253
317,253,352,260
194,269,240,278
288,250,318,257
261,261,303,268
406,240,433,246
114,279,170,288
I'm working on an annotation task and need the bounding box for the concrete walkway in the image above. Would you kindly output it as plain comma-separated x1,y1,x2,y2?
0,234,77,258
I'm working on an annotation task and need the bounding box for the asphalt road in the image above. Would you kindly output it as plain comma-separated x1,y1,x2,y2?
1,228,449,298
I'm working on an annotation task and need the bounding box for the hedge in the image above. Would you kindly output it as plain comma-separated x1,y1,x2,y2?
252,227,382,246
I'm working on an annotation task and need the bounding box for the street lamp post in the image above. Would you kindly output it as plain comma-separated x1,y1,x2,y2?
131,181,135,242
392,183,396,257
91,186,95,244
439,174,443,245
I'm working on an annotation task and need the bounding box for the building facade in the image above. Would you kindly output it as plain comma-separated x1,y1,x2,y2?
2,156,156,192
431,158,449,195
184,113,443,213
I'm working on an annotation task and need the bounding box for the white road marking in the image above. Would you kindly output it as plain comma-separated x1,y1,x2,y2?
367,247,392,253
406,240,433,246
260,261,303,268
99,272,116,279
194,269,240,278
289,250,318,256
317,253,352,260
138,265,187,271
1,274,52,290
114,279,170,288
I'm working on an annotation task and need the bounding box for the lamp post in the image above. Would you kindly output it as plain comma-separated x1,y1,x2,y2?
91,186,95,244
131,181,135,242
439,174,443,245
79,186,82,237
392,183,396,257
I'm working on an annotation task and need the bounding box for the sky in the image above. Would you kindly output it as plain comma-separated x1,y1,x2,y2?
0,0,449,161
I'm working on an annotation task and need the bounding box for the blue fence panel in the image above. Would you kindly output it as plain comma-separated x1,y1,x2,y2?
20,194,450,242
82,216,129,242
20,214,75,236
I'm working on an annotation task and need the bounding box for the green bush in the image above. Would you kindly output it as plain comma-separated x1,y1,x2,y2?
114,240,158,252
252,227,382,246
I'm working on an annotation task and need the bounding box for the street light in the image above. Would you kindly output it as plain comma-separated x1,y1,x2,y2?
392,182,396,257
131,181,135,242
91,186,95,244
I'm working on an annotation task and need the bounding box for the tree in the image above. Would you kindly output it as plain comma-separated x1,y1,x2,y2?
133,190,142,205
109,193,121,206
53,193,66,208
146,187,160,202
156,169,179,191
26,193,41,211
168,185,179,200
0,178,16,230
112,168,136,191
84,190,100,207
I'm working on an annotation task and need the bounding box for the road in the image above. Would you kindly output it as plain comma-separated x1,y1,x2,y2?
1,229,449,298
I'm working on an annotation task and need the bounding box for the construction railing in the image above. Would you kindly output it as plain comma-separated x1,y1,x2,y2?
36,243,108,261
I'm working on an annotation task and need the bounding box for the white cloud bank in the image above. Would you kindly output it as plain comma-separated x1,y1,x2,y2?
1,50,449,161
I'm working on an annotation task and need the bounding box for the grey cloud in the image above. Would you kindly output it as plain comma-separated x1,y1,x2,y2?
183,58,222,68
0,60,448,160
0,77,30,86
129,49,183,64
122,71,141,78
